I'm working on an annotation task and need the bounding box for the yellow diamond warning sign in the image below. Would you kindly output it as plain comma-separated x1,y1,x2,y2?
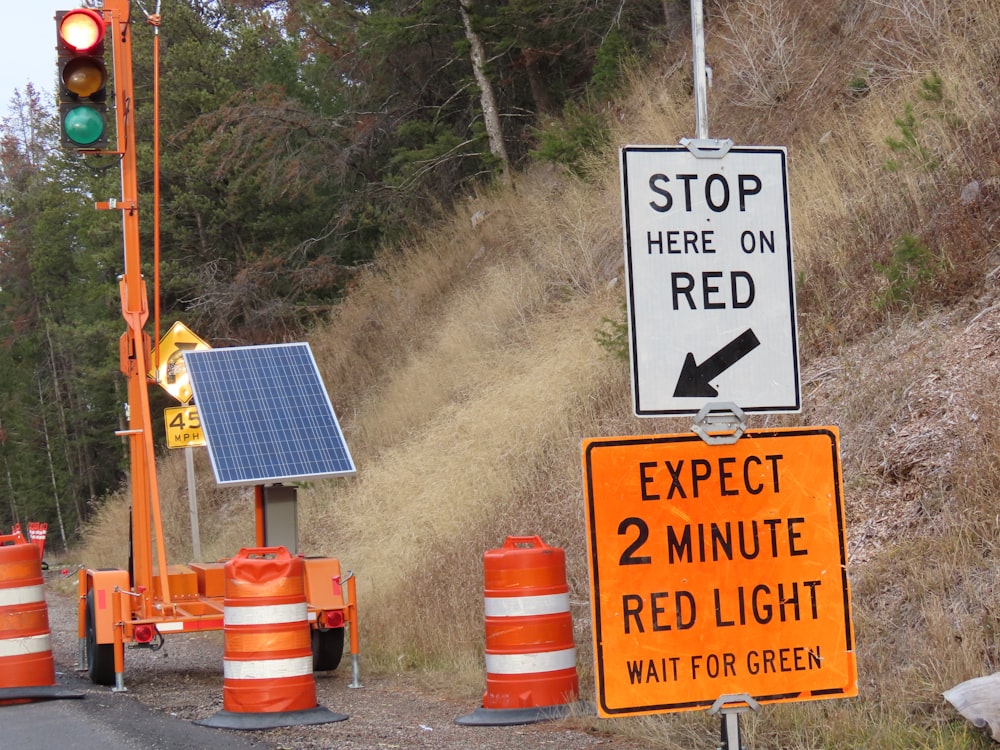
149,321,211,403
582,427,856,716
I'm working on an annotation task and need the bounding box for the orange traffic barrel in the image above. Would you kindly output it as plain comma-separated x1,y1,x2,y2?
456,535,580,726
196,547,347,730
0,532,81,703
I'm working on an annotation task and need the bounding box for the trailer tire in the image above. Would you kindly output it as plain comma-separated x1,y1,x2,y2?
86,590,116,686
312,626,345,671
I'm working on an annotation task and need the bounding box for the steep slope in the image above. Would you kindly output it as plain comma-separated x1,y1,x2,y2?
299,0,1000,669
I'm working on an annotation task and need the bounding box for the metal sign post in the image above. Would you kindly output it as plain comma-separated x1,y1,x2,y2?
593,4,857,746
185,447,201,561
709,694,759,750
691,0,709,140
163,403,206,560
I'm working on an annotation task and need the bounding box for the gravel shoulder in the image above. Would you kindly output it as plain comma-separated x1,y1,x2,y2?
43,573,647,750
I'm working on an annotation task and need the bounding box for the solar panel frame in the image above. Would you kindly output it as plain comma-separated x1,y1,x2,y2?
183,343,356,486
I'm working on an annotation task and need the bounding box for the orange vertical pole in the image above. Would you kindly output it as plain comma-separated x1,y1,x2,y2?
254,485,266,547
111,586,125,691
151,13,162,370
77,570,87,669
103,0,171,611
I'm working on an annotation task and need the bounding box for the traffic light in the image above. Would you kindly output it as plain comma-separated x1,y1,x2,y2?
56,8,108,150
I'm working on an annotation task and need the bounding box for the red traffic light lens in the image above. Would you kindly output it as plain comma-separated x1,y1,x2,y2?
58,8,105,53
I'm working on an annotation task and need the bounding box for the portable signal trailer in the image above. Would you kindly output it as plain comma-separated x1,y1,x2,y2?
77,503,358,691
62,1,358,690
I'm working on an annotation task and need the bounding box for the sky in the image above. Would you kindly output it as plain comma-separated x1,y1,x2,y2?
2,1,82,121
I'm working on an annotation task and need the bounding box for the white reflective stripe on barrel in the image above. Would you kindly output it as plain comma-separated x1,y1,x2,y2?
0,584,45,608
484,646,577,675
483,592,570,618
0,633,51,657
223,654,313,680
223,602,308,627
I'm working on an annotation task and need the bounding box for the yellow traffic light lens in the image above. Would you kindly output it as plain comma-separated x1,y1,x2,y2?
58,9,104,53
62,57,107,98
63,106,106,147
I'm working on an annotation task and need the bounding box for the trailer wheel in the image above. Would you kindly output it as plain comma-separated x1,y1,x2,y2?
312,626,345,671
85,590,116,686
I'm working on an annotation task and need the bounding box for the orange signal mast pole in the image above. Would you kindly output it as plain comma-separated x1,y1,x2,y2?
101,0,171,615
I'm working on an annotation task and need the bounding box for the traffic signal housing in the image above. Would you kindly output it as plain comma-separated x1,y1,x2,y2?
56,8,109,150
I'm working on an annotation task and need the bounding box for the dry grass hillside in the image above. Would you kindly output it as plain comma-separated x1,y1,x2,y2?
79,0,1000,747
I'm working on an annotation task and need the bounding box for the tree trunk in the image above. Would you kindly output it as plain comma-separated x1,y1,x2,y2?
36,378,67,550
523,51,555,115
458,0,512,187
0,416,18,528
44,315,84,532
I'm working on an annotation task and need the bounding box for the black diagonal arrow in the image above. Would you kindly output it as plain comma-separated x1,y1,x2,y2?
673,328,761,397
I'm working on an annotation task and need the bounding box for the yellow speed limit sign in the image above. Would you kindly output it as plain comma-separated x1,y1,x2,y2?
164,405,205,449
582,427,856,716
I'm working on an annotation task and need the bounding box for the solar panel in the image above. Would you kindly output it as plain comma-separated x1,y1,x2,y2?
183,343,356,486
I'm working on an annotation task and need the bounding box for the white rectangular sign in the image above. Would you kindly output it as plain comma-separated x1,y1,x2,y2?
621,145,800,416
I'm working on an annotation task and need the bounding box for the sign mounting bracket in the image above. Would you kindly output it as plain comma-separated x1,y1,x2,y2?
691,402,746,445
680,137,734,159
708,693,759,750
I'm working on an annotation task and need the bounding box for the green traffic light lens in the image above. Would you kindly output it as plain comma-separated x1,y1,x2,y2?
63,106,105,146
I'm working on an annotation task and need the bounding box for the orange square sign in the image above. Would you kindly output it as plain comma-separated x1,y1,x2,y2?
582,427,856,716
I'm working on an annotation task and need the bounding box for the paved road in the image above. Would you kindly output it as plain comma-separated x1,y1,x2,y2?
0,669,272,750
26,586,646,750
